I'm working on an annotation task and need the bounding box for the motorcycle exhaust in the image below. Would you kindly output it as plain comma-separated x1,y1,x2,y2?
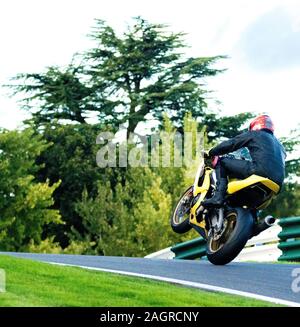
252,215,276,237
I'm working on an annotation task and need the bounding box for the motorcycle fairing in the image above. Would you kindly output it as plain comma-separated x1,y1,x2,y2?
189,169,280,231
227,175,280,195
189,168,212,229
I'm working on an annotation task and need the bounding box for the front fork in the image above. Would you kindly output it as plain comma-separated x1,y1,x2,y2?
208,207,225,238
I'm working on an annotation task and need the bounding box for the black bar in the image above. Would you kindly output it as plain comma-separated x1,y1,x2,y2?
0,307,299,326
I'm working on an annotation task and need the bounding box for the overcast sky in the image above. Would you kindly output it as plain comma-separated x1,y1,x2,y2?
0,0,299,137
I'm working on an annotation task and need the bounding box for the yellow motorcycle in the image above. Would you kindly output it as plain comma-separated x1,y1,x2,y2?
170,150,279,265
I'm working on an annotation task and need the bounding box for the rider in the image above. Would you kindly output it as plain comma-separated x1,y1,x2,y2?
202,114,286,208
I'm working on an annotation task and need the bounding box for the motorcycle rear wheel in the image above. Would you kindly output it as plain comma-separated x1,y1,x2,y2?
206,207,253,265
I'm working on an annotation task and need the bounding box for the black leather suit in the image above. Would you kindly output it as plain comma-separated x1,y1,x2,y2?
209,129,286,187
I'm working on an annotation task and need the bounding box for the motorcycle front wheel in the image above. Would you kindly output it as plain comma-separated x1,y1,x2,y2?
170,186,193,234
206,207,254,265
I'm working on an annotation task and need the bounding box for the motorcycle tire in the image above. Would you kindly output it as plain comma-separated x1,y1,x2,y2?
206,207,254,265
170,186,193,234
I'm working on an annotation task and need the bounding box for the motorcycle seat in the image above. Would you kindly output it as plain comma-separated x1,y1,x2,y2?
227,174,280,195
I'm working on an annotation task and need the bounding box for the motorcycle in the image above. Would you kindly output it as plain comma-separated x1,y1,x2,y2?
170,149,280,265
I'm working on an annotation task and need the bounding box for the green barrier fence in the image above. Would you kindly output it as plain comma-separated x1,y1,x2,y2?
171,237,206,260
171,217,300,262
278,217,300,261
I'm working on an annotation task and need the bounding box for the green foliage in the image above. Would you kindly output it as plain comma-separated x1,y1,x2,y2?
75,165,197,257
86,17,224,136
74,117,201,256
151,115,186,207
0,129,61,251
34,123,106,246
133,176,175,255
265,182,300,217
280,128,300,179
27,237,93,255
9,66,96,125
203,112,255,141
266,127,300,216
27,237,63,254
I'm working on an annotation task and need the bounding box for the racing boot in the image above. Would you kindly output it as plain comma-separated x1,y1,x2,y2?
202,162,228,208
202,177,228,208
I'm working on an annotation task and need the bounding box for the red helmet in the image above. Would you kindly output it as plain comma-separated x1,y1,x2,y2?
249,115,274,133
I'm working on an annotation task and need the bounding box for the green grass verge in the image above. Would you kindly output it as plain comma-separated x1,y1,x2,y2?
0,255,281,307
272,260,300,265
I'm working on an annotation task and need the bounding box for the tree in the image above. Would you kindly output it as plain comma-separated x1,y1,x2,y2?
202,112,255,141
75,166,194,257
34,123,106,246
266,128,300,217
85,17,225,138
9,65,97,125
74,168,164,256
74,115,201,256
265,183,300,218
0,128,61,251
9,17,224,137
280,128,300,180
